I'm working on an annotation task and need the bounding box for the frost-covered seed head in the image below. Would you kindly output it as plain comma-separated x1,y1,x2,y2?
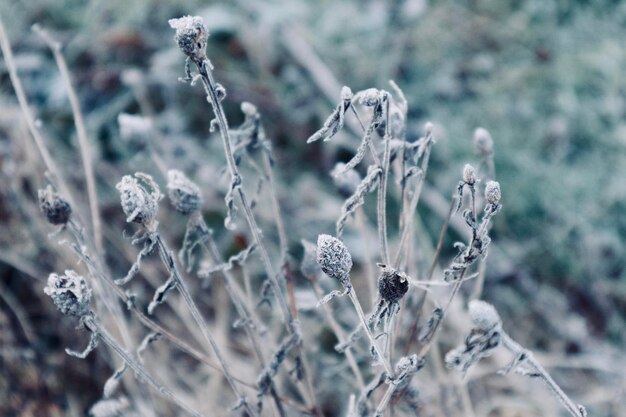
168,16,209,61
377,264,409,304
240,102,258,117
463,164,477,185
357,88,382,106
316,234,352,281
474,127,494,156
485,181,501,205
468,300,501,331
424,121,434,135
116,173,162,224
38,185,72,225
118,113,153,149
44,270,91,317
167,170,203,215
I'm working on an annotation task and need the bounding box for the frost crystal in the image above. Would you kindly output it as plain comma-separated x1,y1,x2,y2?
468,300,501,331
485,181,501,206
168,16,209,61
167,170,203,215
116,173,162,225
316,234,352,281
44,270,91,317
38,185,72,225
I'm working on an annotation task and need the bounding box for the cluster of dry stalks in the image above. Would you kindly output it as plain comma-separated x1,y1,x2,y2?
0,12,588,417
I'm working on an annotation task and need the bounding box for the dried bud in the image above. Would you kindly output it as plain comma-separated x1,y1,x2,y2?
116,173,162,225
167,170,203,215
377,264,409,304
168,16,209,61
424,121,434,135
44,270,91,317
240,102,258,117
463,164,476,185
341,86,353,101
473,127,493,156
484,181,501,206
38,185,71,225
468,300,501,331
118,113,153,149
357,88,382,106
316,234,352,281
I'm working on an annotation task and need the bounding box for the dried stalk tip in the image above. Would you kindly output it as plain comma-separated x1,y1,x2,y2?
316,234,352,281
377,264,409,304
474,127,494,156
485,181,501,206
168,16,209,61
463,164,477,185
38,185,71,225
469,300,501,331
44,270,91,317
116,173,162,225
167,170,203,215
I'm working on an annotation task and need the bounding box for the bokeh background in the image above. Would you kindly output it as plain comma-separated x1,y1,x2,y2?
1,1,625,416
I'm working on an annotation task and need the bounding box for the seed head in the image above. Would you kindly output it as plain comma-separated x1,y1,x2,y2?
38,185,72,225
44,270,91,317
167,170,203,215
485,181,501,206
168,16,209,62
468,300,501,331
316,234,352,281
463,164,477,185
473,127,494,156
377,264,409,304
116,173,162,225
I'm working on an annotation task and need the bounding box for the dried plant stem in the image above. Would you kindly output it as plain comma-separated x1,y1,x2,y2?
194,59,319,413
347,289,394,376
83,316,206,417
0,16,73,207
154,235,259,417
66,224,255,388
33,25,103,255
500,332,586,417
378,132,392,265
309,278,365,390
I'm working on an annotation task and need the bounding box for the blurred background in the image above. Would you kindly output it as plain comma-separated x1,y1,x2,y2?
1,0,625,416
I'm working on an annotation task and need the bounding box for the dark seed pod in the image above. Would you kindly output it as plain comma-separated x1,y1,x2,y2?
38,185,72,225
44,270,91,317
377,264,409,304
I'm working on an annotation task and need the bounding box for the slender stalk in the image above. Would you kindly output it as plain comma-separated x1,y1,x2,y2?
83,316,206,417
33,25,103,255
500,332,586,417
194,58,319,414
347,289,394,376
0,15,73,208
309,278,366,390
154,235,259,417
378,131,391,265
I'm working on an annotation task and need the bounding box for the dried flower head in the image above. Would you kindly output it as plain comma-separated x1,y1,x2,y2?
377,264,409,304
168,16,209,62
463,164,477,185
116,173,162,225
44,270,91,317
38,185,72,225
469,300,501,331
474,127,494,156
485,180,501,206
316,234,352,281
167,170,203,215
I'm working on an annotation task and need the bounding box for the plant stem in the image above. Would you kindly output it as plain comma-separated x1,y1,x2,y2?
154,234,259,417
500,332,585,417
347,288,394,376
84,316,206,417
